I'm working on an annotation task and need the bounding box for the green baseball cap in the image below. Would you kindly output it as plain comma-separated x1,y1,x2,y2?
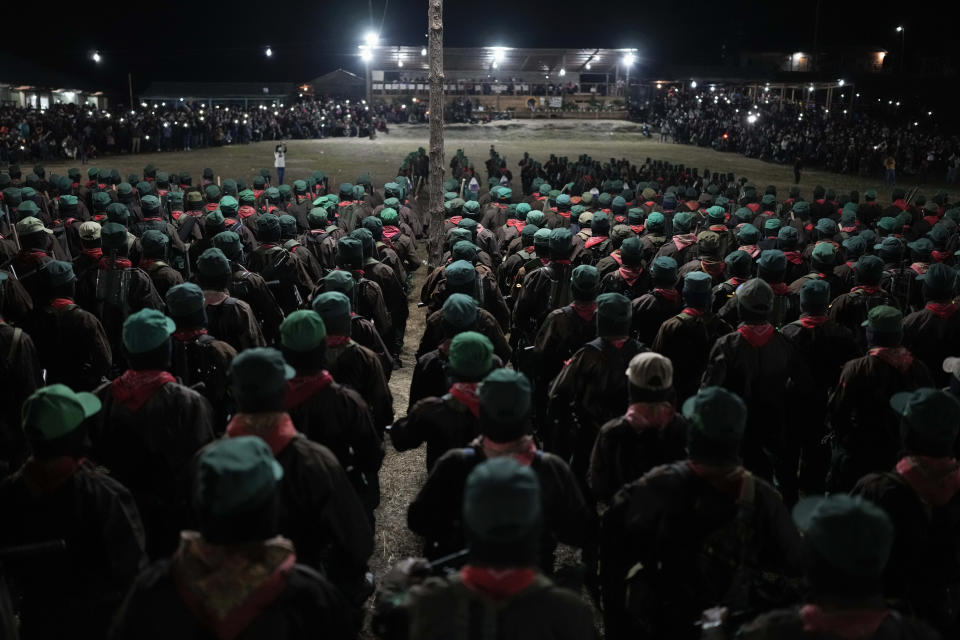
280,310,328,352
230,347,295,396
463,458,541,544
21,384,101,441
478,368,532,441
571,265,600,299
196,436,284,516
212,232,242,260
40,260,76,287
122,308,176,354
890,387,960,453
197,247,232,278
597,292,631,337
757,249,786,274
312,291,352,335
861,305,902,333
445,260,476,287
800,278,831,307
792,495,893,579
916,262,956,296
140,229,169,257
737,224,760,245
322,270,356,296
442,293,477,328
448,331,494,379
736,278,774,314
101,222,128,250
166,283,206,317
682,386,747,443
811,242,837,266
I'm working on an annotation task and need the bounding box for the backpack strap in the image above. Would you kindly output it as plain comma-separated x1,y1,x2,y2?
7,327,22,363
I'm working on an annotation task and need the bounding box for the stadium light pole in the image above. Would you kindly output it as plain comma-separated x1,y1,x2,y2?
622,52,635,98
427,0,446,266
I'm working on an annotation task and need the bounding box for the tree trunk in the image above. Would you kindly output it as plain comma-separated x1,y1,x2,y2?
426,0,445,267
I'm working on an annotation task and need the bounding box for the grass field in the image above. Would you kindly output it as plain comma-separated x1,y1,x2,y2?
33,120,960,635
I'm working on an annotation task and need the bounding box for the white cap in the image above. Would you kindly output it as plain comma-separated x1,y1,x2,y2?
626,352,673,390
943,357,960,378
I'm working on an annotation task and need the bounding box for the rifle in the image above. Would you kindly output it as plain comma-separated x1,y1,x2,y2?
427,549,469,575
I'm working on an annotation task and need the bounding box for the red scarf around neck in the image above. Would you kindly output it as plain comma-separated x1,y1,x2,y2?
625,402,675,430
21,456,83,493
851,285,880,295
737,323,775,347
896,455,960,507
173,328,208,341
99,257,133,270
285,371,334,409
226,412,299,455
800,314,829,329
672,233,696,251
655,287,680,303
112,369,176,412
926,302,959,319
770,282,790,296
49,298,75,310
799,605,888,639
618,265,644,287
783,250,804,265
868,347,914,372
585,235,608,249
448,382,480,416
460,566,537,600
570,300,597,322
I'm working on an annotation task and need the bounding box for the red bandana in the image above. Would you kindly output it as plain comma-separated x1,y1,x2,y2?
460,566,537,600
701,259,725,277
896,456,960,507
112,369,176,412
630,224,644,234
555,210,571,219
655,287,680,303
49,298,75,310
585,235,608,249
505,219,525,232
800,314,829,329
851,285,880,295
926,302,959,319
448,382,480,417
739,245,761,258
326,335,351,347
383,225,401,240
606,337,629,348
625,402,675,430
447,215,463,226
737,323,775,347
868,347,914,373
285,371,334,409
783,250,804,265
99,257,133,270
479,435,538,466
21,456,83,493
570,300,597,322
672,234,696,251
82,248,104,261
799,605,888,639
770,282,790,296
174,328,208,341
932,250,952,263
688,461,745,499
682,307,705,317
618,265,644,287
227,412,299,455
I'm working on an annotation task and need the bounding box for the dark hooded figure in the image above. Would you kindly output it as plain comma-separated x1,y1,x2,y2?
853,389,960,636
110,436,354,640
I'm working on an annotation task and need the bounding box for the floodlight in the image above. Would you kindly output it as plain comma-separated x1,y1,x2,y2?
265,47,273,58
623,53,635,66
421,47,427,56
690,80,697,88
364,31,379,46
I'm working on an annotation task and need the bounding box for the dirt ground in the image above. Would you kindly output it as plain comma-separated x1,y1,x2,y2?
32,121,960,635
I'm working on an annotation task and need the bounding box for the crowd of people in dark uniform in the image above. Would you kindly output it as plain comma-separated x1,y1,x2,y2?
2,150,960,640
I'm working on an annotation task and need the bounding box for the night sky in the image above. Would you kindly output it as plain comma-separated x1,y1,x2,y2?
2,0,952,93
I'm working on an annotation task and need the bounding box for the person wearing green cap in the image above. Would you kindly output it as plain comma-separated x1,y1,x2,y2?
409,368,588,569
196,247,268,352
333,182,370,234
827,255,901,351
653,271,735,403
278,308,384,501
138,229,184,299
74,221,163,371
736,249,800,328
740,494,935,640
7,214,64,303
300,205,343,271
547,292,646,479
778,278,860,497
428,256,510,332
656,210,699,267
902,263,960,387
631,256,682,345
416,291,511,365
319,238,393,343
587,352,688,503
0,384,147,638
531,265,602,420
351,227,409,361
376,207,419,282
703,278,801,483
602,384,802,639
392,331,498,471
676,230,726,287
111,436,355,640
164,282,237,426
640,211,669,261
245,213,315,315
576,212,614,268
851,389,960,633
376,458,595,640
312,290,394,430
89,308,214,557
787,241,843,302
280,214,324,284
24,260,112,392
827,305,934,491
511,227,578,350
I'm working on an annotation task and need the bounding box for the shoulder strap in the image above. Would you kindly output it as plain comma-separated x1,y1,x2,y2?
7,327,22,363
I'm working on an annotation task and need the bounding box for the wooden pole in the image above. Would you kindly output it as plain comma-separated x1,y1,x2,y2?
426,0,446,267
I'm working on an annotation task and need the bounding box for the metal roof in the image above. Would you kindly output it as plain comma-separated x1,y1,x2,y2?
368,47,637,73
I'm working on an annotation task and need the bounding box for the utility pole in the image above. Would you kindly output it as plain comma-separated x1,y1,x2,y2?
128,72,134,109
426,0,445,266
